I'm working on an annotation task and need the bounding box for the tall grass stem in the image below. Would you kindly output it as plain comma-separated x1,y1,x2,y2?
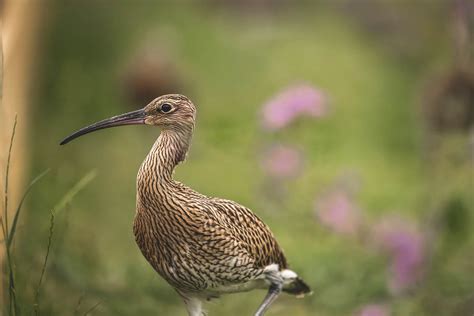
33,170,96,315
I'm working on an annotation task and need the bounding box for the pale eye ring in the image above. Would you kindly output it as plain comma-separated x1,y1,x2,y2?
160,103,172,113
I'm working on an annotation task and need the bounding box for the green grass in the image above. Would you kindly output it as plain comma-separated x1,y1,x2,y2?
1,118,97,315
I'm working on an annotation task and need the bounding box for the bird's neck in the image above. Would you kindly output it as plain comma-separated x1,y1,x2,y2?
140,128,193,184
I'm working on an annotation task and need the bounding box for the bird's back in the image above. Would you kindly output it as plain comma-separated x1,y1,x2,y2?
207,197,288,269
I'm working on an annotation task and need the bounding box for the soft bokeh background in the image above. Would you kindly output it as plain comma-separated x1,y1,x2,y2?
1,1,473,315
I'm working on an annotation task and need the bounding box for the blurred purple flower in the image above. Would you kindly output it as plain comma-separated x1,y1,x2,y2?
373,216,425,294
315,188,360,235
261,144,303,179
356,304,390,316
261,84,328,130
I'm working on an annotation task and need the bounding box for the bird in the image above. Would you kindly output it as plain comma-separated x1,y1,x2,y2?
60,94,311,316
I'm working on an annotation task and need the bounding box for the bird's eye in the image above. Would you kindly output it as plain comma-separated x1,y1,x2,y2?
160,103,173,113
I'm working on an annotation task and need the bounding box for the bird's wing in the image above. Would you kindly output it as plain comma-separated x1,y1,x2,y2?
205,198,288,270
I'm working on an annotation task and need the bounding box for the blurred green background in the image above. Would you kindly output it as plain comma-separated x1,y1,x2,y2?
3,1,473,315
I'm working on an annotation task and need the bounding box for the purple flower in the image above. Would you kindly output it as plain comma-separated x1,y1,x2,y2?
373,216,425,294
261,144,303,179
356,304,390,316
315,188,360,235
261,84,328,130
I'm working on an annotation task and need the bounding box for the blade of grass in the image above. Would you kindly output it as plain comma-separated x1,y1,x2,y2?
83,301,102,316
74,293,85,315
53,170,97,214
3,114,18,241
33,210,54,316
0,215,17,316
7,169,50,248
1,115,19,316
33,170,96,315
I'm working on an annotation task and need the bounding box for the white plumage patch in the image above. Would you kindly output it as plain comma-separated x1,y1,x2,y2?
281,269,298,280
263,263,279,273
263,264,298,280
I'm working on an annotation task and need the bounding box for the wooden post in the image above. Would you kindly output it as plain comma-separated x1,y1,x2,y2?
0,0,43,304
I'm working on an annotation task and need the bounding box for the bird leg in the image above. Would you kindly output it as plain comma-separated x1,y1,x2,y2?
254,283,283,316
254,266,284,316
176,290,206,316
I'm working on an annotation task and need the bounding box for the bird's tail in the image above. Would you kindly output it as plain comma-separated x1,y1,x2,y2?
279,269,312,297
283,277,312,297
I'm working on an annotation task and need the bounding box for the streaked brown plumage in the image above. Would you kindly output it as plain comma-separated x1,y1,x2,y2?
61,94,311,316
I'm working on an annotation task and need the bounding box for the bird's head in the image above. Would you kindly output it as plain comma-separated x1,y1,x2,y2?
143,94,196,130
60,94,196,145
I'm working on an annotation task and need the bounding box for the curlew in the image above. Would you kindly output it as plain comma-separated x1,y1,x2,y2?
60,94,311,316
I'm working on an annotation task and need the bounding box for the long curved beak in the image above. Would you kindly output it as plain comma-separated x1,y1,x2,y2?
60,108,146,145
